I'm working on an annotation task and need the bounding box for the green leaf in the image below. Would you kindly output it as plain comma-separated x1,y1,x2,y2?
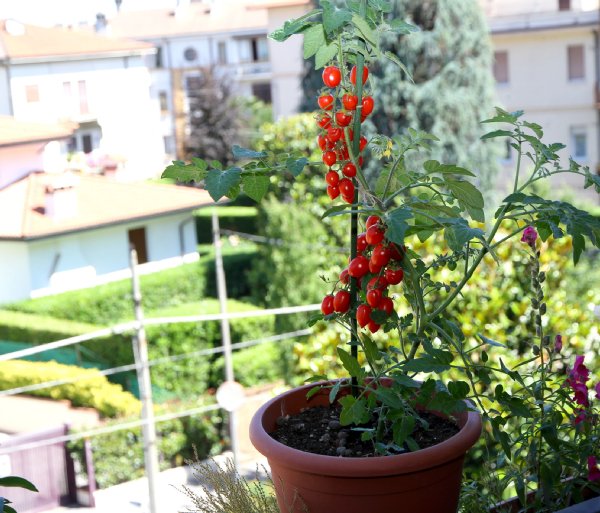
383,51,412,81
384,207,413,245
269,8,323,42
328,380,342,403
362,335,379,364
205,167,242,202
351,14,377,46
389,18,419,33
444,220,485,252
423,160,476,177
402,356,450,373
445,179,485,222
392,416,415,447
286,157,309,177
0,477,38,492
303,24,326,59
241,174,269,202
162,160,208,182
337,347,362,378
481,129,513,140
339,395,370,425
322,1,352,34
314,41,339,69
448,381,470,399
481,107,523,124
306,385,322,400
368,0,392,13
232,145,267,160
478,334,506,348
322,204,354,219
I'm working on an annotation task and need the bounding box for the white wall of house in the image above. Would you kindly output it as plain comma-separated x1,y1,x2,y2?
0,67,11,116
8,55,166,180
22,211,199,300
480,0,599,16
0,241,31,303
0,144,44,188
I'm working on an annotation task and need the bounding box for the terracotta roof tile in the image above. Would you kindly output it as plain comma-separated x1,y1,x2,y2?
0,116,75,147
108,1,268,39
0,172,214,240
0,19,154,60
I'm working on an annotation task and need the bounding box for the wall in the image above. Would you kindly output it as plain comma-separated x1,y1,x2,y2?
0,143,45,188
480,0,599,16
0,242,31,304
9,56,165,180
0,66,11,116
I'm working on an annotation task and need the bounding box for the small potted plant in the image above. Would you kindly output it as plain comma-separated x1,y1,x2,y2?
163,1,600,512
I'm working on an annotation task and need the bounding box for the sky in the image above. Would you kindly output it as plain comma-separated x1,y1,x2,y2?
0,0,184,26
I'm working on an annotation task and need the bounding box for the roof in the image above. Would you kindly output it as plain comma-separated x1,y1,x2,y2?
0,172,214,240
248,0,311,8
0,116,75,147
108,1,268,40
0,19,154,61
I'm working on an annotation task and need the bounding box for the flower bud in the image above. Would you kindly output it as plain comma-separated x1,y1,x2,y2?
554,334,563,353
533,345,540,356
540,303,547,315
539,272,546,283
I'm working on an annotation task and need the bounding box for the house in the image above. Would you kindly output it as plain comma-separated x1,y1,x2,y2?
0,18,166,181
0,116,214,304
106,0,273,159
481,0,600,195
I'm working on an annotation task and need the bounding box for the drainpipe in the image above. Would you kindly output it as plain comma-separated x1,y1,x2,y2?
593,28,600,187
178,216,195,257
1,59,14,116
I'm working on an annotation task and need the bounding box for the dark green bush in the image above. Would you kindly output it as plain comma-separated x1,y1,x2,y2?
195,206,258,244
203,251,256,299
6,262,207,325
70,399,224,488
211,342,283,387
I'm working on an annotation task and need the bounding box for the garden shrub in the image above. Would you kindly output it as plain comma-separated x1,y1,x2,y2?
0,360,140,418
203,251,256,299
195,206,258,244
211,342,283,388
69,398,224,488
5,262,207,325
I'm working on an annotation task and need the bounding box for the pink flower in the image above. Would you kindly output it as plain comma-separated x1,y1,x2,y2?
521,226,538,247
554,334,563,353
574,410,588,425
570,355,590,383
588,456,600,481
595,382,600,400
571,382,590,407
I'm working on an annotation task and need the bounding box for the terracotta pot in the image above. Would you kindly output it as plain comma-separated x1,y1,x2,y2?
250,381,482,513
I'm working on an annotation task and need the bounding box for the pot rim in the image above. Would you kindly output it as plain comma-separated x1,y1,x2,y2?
249,380,482,477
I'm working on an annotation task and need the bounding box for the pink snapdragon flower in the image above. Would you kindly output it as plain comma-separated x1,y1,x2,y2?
595,382,600,400
521,226,538,248
570,355,590,383
588,456,600,481
574,410,587,425
554,334,563,353
566,355,591,411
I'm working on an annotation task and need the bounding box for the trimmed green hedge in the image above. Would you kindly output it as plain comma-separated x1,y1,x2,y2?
69,399,224,488
195,206,258,244
5,262,208,325
212,342,283,387
0,360,140,418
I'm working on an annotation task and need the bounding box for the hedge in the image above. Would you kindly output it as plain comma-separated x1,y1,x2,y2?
195,206,258,244
69,398,224,488
5,261,208,325
211,342,283,387
0,360,140,418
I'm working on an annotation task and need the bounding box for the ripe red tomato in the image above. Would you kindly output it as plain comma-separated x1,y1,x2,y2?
318,94,334,111
348,256,369,278
341,191,354,204
335,111,353,127
322,66,341,88
365,225,385,246
321,295,334,315
358,156,364,167
317,114,331,129
334,290,351,313
338,145,350,161
325,170,339,186
356,232,368,253
366,288,382,308
339,268,349,285
365,215,380,229
368,259,382,275
327,127,343,143
342,93,358,111
379,297,394,316
371,244,391,267
362,96,374,116
342,162,357,177
385,268,404,285
327,185,340,200
338,178,354,197
356,304,372,328
359,136,368,152
350,65,369,86
389,243,406,261
368,321,380,333
367,275,388,290
323,151,337,166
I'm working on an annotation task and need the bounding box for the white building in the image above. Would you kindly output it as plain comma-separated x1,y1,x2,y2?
106,0,275,158
481,0,600,196
0,116,213,304
0,19,166,181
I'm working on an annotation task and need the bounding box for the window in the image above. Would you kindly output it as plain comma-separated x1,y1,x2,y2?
82,134,93,154
184,47,198,62
218,41,227,65
67,137,77,153
78,80,89,114
571,127,587,160
252,82,272,103
241,37,269,63
493,51,509,84
159,91,169,113
25,84,40,103
156,46,164,68
568,45,585,80
128,227,148,264
558,0,571,10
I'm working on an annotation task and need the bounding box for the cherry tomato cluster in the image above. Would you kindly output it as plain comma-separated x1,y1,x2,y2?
316,65,374,204
321,215,406,333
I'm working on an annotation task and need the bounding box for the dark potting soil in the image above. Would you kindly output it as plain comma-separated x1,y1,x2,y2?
270,403,459,457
